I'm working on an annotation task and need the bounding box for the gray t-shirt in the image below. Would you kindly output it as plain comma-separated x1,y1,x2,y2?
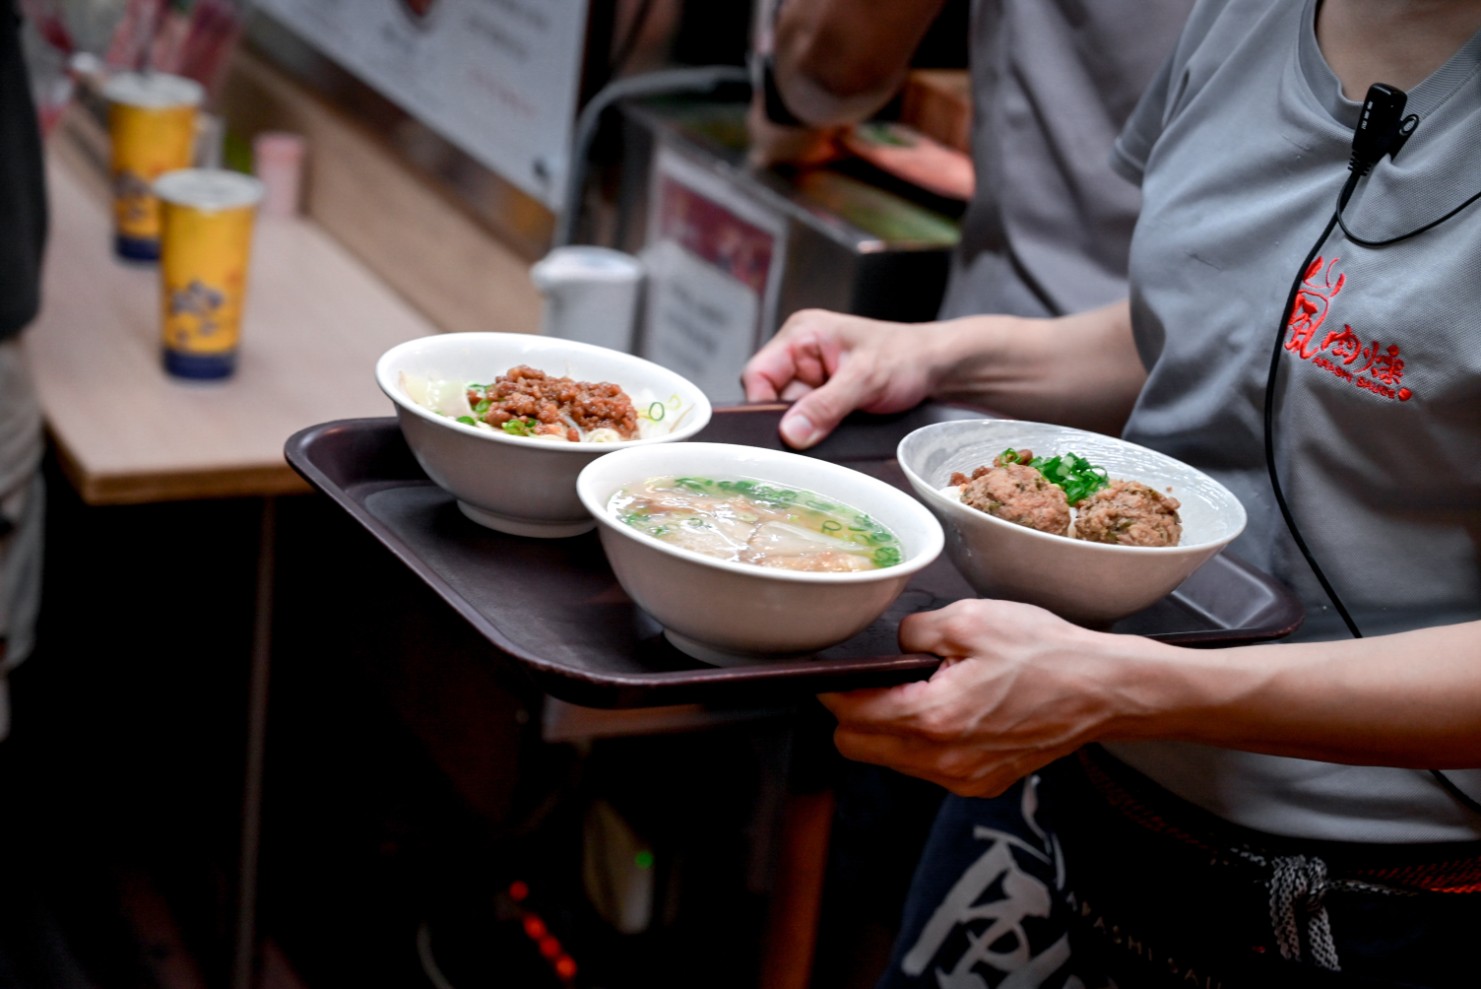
937,0,1193,320
1105,0,1481,841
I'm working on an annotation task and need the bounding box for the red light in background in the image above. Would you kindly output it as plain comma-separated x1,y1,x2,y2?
501,880,581,986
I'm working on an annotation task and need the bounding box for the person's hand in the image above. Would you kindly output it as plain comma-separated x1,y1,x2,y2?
741,308,944,449
818,599,1165,797
745,97,845,171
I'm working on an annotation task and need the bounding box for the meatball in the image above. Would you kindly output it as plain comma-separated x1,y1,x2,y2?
956,463,1072,536
1072,479,1182,547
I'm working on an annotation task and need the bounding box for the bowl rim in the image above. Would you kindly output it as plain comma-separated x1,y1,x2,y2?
577,441,945,584
896,418,1247,556
375,332,714,451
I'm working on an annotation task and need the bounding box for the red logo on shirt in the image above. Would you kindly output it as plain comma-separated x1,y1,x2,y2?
1285,256,1413,401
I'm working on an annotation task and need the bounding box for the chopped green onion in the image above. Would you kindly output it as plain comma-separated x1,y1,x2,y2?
872,546,902,567
999,447,1109,505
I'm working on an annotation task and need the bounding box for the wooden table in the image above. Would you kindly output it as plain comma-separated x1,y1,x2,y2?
23,140,443,989
26,143,440,506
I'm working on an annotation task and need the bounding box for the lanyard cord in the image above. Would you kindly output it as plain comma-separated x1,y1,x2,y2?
1265,168,1481,819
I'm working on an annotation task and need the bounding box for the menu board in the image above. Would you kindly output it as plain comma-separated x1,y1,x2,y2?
253,0,590,209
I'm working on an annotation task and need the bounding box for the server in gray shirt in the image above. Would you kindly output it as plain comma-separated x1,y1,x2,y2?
752,0,1191,984
745,0,1481,984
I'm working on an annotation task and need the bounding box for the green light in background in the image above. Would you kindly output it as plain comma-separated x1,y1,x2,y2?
634,850,655,870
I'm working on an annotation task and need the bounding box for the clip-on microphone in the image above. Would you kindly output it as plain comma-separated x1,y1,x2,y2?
1349,82,1415,174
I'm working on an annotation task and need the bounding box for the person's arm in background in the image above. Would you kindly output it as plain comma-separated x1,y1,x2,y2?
748,0,949,168
741,301,1148,449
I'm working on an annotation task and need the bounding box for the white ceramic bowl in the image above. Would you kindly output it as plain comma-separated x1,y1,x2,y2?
376,332,712,537
897,419,1247,624
576,442,945,665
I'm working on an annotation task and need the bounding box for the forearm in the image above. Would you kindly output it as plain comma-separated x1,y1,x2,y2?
770,0,948,126
1106,621,1481,768
924,301,1147,435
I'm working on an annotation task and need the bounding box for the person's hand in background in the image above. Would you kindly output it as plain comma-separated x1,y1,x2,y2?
744,96,845,170
746,0,947,170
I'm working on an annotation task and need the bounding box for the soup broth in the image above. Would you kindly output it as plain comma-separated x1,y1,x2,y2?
609,475,903,573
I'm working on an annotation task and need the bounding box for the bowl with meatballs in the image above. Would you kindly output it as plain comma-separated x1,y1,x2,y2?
896,418,1246,624
376,332,712,537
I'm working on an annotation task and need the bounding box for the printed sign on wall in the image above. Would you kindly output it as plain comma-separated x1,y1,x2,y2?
253,0,589,209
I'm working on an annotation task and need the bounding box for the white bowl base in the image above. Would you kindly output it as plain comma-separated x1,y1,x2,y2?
457,501,596,539
662,629,817,667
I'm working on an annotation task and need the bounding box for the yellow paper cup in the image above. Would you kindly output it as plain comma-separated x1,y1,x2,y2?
103,72,204,261
154,169,265,380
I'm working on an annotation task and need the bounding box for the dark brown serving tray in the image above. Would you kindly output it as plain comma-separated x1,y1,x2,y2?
284,405,1303,708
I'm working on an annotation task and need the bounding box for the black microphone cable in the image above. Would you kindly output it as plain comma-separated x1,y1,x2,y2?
1263,161,1369,640
1263,83,1481,817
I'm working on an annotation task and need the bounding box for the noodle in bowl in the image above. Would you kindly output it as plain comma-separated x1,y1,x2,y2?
577,442,945,665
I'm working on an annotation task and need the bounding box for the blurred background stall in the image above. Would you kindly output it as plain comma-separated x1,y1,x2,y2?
9,1,974,987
